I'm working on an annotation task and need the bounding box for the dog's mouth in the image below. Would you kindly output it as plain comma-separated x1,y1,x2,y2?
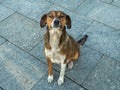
53,24,60,28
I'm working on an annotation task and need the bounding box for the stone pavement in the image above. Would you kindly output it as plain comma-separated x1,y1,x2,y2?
0,0,120,90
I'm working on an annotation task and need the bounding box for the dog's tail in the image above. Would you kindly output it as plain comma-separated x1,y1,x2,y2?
77,35,88,47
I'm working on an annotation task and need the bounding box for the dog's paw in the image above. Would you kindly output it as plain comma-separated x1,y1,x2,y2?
48,75,53,83
68,61,73,69
58,78,64,86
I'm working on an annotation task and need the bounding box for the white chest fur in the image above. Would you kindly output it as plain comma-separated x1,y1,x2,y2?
45,48,65,64
45,29,65,64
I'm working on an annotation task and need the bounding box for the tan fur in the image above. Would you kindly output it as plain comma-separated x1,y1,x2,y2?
46,57,53,76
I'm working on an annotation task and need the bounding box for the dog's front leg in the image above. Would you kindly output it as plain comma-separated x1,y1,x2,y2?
58,62,66,85
46,57,53,83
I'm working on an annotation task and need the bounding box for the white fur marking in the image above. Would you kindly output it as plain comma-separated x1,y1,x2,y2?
48,75,53,83
68,61,73,69
45,48,65,64
51,18,55,28
58,63,66,85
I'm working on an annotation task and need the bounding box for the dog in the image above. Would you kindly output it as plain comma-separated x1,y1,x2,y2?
40,11,88,85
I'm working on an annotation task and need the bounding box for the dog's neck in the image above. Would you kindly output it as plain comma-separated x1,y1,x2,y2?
49,28,62,50
47,27,66,50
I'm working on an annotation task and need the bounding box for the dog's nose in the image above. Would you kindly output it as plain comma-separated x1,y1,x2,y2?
54,20,59,25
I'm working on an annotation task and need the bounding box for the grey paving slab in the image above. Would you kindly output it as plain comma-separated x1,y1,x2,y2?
54,46,103,84
32,72,85,90
88,2,120,29
27,0,50,2
99,0,113,3
0,0,4,3
0,5,14,22
50,0,85,11
2,0,51,21
75,0,100,16
0,13,45,51
0,87,3,90
0,74,23,90
83,21,120,61
83,56,120,90
0,62,19,90
68,15,93,39
112,0,120,7
0,42,48,90
30,40,45,63
0,37,6,45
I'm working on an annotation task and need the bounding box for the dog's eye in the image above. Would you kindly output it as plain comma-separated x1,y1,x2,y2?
58,16,64,18
49,15,54,19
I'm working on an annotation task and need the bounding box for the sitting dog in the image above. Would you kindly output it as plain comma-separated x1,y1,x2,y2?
40,11,88,85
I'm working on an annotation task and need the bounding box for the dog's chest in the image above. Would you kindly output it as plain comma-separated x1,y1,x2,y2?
45,48,65,64
45,29,65,64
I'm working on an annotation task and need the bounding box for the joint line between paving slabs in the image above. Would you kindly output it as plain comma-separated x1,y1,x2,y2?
93,19,120,31
2,39,47,66
76,20,94,40
0,35,9,41
0,11,15,23
29,39,44,52
73,0,87,11
0,87,4,90
81,55,104,85
16,11,40,24
64,75,88,90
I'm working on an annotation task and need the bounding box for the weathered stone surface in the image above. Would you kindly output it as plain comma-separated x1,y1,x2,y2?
0,87,3,90
88,2,120,29
30,40,45,63
0,5,14,21
27,0,50,2
0,37,6,45
0,0,3,3
68,15,93,39
83,21,120,61
75,0,100,16
99,0,113,3
50,0,85,11
83,56,120,90
0,13,45,51
32,72,85,90
112,0,120,7
0,42,47,90
54,46,103,84
2,0,51,21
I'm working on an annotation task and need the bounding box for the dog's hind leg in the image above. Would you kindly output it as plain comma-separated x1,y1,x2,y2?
67,61,73,69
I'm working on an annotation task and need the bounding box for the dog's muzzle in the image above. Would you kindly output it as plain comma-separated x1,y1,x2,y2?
52,19,60,28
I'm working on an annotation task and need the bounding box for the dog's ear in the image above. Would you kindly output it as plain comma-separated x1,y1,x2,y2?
40,14,47,28
66,15,71,29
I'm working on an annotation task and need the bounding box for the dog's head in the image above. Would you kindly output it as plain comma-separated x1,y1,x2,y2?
40,11,71,30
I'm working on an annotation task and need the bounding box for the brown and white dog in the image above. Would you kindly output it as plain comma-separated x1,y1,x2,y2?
40,11,88,85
